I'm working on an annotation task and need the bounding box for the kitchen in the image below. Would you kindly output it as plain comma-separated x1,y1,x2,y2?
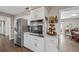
14,6,77,52
14,6,59,52
0,6,77,52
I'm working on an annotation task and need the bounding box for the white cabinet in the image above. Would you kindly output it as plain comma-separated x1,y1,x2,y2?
36,38,44,52
31,9,36,20
46,36,58,52
24,33,31,49
30,35,44,52
24,33,58,52
24,33,44,52
31,7,44,20
26,15,31,25
35,7,44,19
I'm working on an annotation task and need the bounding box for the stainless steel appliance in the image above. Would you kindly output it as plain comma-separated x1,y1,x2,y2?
14,18,27,47
30,20,43,37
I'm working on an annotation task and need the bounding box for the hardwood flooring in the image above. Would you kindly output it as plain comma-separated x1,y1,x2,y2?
0,35,32,52
61,35,79,52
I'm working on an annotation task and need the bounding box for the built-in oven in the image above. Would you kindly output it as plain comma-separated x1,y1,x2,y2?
30,20,43,37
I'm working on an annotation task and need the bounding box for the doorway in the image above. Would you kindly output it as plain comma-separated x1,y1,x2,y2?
60,7,79,52
0,21,5,35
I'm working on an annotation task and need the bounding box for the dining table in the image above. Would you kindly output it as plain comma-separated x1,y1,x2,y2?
72,31,79,42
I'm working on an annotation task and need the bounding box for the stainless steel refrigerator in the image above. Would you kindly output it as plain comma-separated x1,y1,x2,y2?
14,18,27,47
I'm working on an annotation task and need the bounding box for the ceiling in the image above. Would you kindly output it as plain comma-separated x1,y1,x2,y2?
0,6,27,15
0,6,42,15
0,6,75,16
61,7,79,19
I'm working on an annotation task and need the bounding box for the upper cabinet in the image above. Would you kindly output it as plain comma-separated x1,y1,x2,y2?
26,15,31,25
31,7,45,20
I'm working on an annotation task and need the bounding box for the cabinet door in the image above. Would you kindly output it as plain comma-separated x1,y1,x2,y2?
46,37,58,52
30,35,36,51
27,15,31,25
35,7,44,19
36,38,44,52
24,33,31,49
30,36,44,52
33,36,44,52
31,10,36,20
31,7,44,20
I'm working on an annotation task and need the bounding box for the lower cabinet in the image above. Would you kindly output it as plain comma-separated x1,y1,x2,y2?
30,35,44,52
24,33,58,52
46,36,58,52
24,33,32,50
24,33,44,52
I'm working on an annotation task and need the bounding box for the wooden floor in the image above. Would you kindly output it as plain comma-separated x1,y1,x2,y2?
0,35,32,52
61,35,79,52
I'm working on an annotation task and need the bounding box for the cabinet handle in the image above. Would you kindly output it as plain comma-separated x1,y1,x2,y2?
34,43,37,47
35,39,37,40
